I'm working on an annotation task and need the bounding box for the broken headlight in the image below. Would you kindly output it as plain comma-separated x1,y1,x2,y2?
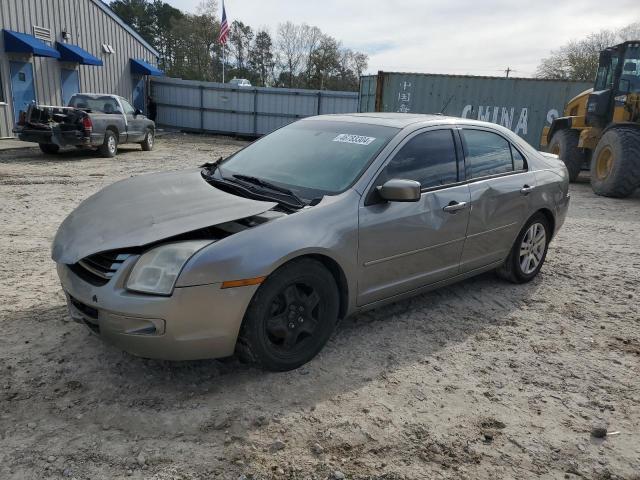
126,240,211,295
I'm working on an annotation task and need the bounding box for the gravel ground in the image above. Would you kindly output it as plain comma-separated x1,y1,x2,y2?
1,134,639,480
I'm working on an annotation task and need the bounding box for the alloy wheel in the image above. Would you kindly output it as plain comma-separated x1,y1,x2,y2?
519,222,546,275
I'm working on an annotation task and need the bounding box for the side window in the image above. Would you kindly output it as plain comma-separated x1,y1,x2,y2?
381,129,458,189
462,130,513,179
120,99,135,115
511,145,527,171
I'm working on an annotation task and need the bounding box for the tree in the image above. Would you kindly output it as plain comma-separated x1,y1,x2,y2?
536,21,640,81
277,22,305,87
110,0,155,44
229,21,254,72
249,30,276,86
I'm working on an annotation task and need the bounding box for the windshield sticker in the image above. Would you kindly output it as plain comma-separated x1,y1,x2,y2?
333,134,376,145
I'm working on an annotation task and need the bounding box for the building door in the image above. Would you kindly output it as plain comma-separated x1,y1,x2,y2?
132,76,145,112
61,69,80,106
9,61,36,124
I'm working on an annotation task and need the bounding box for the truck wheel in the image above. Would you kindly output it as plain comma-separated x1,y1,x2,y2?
39,143,60,155
590,127,640,198
99,130,118,158
548,130,584,182
140,128,154,151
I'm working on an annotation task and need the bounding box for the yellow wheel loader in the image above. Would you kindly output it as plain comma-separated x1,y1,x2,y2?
541,41,640,197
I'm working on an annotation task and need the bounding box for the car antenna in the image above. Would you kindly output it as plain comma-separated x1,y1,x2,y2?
439,95,455,115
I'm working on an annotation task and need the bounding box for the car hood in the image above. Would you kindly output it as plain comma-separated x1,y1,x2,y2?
52,169,277,264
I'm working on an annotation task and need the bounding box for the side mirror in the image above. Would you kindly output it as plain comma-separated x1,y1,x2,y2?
377,179,421,202
134,108,143,116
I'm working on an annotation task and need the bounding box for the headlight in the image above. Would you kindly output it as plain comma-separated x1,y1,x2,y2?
126,240,211,295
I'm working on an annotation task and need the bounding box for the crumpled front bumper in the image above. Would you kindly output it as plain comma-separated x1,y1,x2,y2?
57,261,258,361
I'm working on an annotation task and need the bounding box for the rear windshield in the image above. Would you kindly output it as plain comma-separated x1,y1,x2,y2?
69,95,120,114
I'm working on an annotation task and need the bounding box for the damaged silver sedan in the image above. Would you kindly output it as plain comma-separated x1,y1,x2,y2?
53,114,570,371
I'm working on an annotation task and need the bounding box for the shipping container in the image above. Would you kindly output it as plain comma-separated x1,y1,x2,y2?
151,76,359,137
359,71,592,147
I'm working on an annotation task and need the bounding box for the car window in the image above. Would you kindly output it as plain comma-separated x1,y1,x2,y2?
69,95,120,113
511,145,527,171
462,130,514,179
120,99,135,115
380,129,458,189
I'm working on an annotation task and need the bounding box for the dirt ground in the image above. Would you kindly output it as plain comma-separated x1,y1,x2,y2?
1,133,639,480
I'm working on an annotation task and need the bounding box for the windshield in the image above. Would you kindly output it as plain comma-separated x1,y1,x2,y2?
620,44,640,93
219,120,399,198
69,95,120,113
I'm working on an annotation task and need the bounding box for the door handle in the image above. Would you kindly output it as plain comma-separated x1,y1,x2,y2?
520,185,535,195
443,201,468,213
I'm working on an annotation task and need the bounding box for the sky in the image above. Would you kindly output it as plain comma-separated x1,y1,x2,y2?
164,0,639,77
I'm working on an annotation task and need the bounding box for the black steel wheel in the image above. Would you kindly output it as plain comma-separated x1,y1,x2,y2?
237,258,339,371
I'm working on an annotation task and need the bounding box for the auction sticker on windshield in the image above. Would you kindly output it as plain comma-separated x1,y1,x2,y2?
333,134,376,145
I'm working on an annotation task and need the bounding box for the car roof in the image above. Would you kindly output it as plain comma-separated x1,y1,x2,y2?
303,113,522,137
303,112,458,128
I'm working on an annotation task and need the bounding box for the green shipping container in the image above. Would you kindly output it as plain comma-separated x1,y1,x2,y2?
359,72,592,147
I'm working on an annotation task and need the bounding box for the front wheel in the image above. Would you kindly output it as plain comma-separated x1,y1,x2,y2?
236,259,339,371
140,128,154,151
39,143,60,155
590,128,640,198
497,213,551,284
99,130,118,158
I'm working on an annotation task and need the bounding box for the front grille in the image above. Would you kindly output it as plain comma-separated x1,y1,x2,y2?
69,250,133,286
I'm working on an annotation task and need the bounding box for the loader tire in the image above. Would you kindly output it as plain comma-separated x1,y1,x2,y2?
590,127,640,198
548,129,584,182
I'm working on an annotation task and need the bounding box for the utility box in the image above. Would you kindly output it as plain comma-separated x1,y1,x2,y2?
359,71,592,147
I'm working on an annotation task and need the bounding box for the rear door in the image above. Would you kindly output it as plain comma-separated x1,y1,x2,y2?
458,127,536,272
357,128,471,305
9,61,36,124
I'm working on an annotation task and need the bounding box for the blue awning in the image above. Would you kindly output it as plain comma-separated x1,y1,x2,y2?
2,29,60,58
130,58,164,76
56,42,103,66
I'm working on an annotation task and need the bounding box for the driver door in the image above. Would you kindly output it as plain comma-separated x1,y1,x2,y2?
357,128,471,306
120,98,145,142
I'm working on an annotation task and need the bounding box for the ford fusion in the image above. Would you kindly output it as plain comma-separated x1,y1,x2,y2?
53,114,570,371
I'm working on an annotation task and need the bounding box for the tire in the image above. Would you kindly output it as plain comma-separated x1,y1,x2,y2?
548,129,584,182
39,143,60,155
99,130,118,158
496,213,551,284
590,127,640,198
236,258,339,371
140,128,154,151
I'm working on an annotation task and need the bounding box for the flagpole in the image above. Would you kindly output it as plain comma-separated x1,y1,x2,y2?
222,44,225,83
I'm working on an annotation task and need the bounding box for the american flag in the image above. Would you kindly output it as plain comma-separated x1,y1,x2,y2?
218,2,230,45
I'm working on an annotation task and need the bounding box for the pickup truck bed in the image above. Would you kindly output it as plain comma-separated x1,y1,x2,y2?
13,93,155,158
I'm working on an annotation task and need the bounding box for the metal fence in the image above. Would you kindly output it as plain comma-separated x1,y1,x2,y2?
151,77,359,136
360,71,592,147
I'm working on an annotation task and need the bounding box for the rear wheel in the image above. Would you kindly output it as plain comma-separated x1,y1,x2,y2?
590,127,640,198
140,128,154,151
99,130,118,158
38,143,60,155
548,129,584,182
497,213,551,284
236,259,339,371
